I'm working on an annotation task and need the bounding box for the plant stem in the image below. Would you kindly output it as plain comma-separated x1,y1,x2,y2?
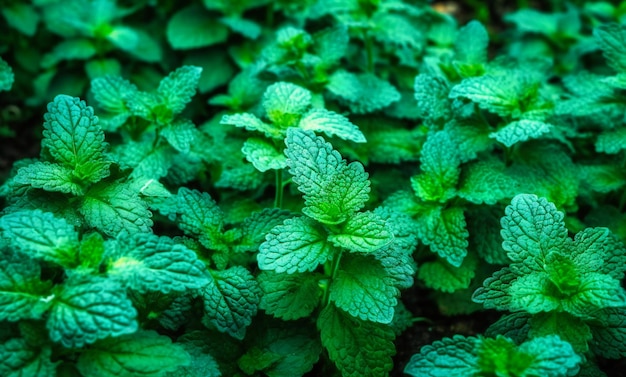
321,249,344,307
274,169,284,208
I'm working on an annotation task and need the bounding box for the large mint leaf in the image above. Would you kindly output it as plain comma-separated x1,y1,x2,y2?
258,271,323,320
176,187,224,249
0,338,55,377
404,335,479,377
90,74,138,114
106,233,208,294
298,109,365,143
327,71,400,114
263,82,311,128
328,211,393,253
42,95,110,183
329,254,398,324
258,216,333,274
285,128,370,224
201,266,260,340
0,209,79,267
47,275,137,348
77,330,189,377
14,161,85,195
157,65,202,115
318,305,395,377
0,250,52,322
411,130,461,202
416,206,468,267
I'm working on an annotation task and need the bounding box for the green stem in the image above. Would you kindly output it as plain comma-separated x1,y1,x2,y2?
321,249,344,307
274,169,284,208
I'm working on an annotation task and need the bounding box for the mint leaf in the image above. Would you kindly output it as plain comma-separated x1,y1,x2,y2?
418,253,477,293
236,208,293,253
298,109,366,143
263,82,312,128
242,137,287,172
158,65,202,115
42,95,110,183
327,71,400,114
220,113,281,139
450,74,522,117
414,74,450,125
201,266,260,339
0,338,55,377
318,305,394,377
176,187,224,249
0,57,14,91
490,119,553,147
14,161,85,195
594,23,626,73
588,308,626,358
77,330,189,377
596,127,626,154
167,5,228,50
0,250,52,322
404,335,479,377
329,254,398,324
455,20,488,66
80,183,153,236
328,211,393,253
0,209,79,268
106,234,208,294
162,119,196,153
412,130,461,202
47,275,137,348
258,217,332,274
285,128,370,224
416,206,469,267
258,271,323,320
1,4,39,36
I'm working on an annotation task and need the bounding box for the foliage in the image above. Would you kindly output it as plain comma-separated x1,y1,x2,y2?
2,1,626,376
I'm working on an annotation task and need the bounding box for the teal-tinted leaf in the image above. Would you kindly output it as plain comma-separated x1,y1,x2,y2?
412,131,461,202
588,308,626,358
0,250,52,322
77,330,190,377
450,74,522,117
285,128,370,224
404,335,479,377
258,271,323,320
220,16,261,39
472,268,516,311
594,23,626,73
85,58,122,80
529,311,591,354
201,266,260,340
236,208,293,253
106,233,208,294
42,38,97,68
571,227,626,280
47,275,137,348
0,339,55,377
458,158,517,205
126,29,162,63
327,71,400,114
314,25,349,65
242,137,287,172
79,231,105,270
0,209,79,267
258,217,332,274
80,183,153,236
105,25,139,52
0,57,14,92
158,65,202,115
580,164,626,193
455,20,488,65
416,206,469,267
162,119,196,153
318,305,395,377
371,12,422,48
14,162,85,195
90,75,137,114
328,211,393,253
596,127,626,154
501,194,568,271
165,341,221,377
176,187,224,249
166,5,228,50
373,244,416,290
414,74,450,125
42,95,110,183
299,109,366,143
1,4,39,36
330,254,398,324
263,82,312,128
220,113,281,139
418,253,477,293
490,119,552,147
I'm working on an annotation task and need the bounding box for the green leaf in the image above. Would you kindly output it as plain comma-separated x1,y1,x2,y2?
285,128,370,224
258,217,332,273
77,330,190,377
106,25,139,52
158,65,202,115
330,254,398,324
299,109,366,143
221,113,281,139
166,5,228,49
414,74,450,125
47,275,137,348
79,232,105,270
318,305,395,377
588,307,626,358
258,271,323,320
458,158,517,205
580,164,626,193
455,20,488,65
501,194,568,271
314,25,349,66
106,233,208,294
165,341,221,377
404,335,479,377
80,183,153,236
1,4,39,36
328,211,394,253
571,227,626,280
472,268,516,311
596,127,626,154
449,74,524,117
490,119,553,147
42,38,97,68
161,119,196,153
594,23,626,73
176,187,224,249
14,161,85,195
412,131,461,202
201,266,260,339
327,71,401,114
0,338,55,377
42,95,111,183
220,16,261,39
236,208,293,253
92,73,136,113
418,253,477,293
373,244,416,290
242,137,287,172
0,57,14,92
416,206,469,267
0,209,79,267
263,82,312,128
0,250,52,322
529,311,592,354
